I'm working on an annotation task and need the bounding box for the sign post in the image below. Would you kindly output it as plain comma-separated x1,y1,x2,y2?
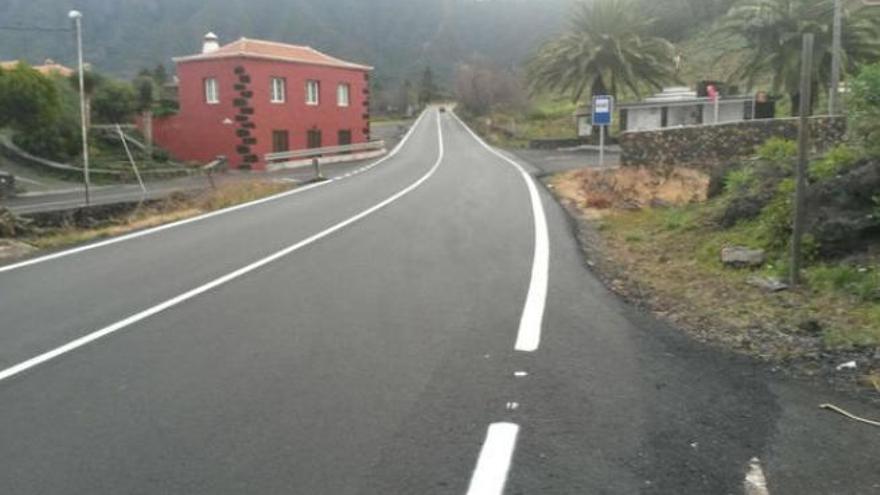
592,95,613,167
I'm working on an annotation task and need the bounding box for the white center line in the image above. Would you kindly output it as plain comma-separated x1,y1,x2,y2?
0,111,444,384
466,423,520,495
451,112,550,353
744,457,770,495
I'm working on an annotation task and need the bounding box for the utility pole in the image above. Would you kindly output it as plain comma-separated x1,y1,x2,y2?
69,10,90,206
829,0,843,115
791,34,814,286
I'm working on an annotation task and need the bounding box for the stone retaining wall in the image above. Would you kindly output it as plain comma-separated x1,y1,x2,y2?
620,117,846,173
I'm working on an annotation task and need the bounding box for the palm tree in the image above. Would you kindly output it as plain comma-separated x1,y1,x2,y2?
721,0,880,115
527,0,677,102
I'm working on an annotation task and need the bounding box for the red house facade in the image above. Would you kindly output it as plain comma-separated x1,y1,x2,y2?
151,34,372,171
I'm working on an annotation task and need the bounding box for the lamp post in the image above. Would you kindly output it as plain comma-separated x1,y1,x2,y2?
69,10,90,206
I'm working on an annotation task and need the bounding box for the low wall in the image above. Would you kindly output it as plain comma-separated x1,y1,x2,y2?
619,116,846,172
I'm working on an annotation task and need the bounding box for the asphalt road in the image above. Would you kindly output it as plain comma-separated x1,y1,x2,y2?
0,109,878,494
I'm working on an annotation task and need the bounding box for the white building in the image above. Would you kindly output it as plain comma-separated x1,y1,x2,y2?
576,87,758,135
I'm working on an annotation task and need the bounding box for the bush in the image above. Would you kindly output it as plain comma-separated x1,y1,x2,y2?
848,63,880,157
809,144,859,181
755,178,795,254
756,137,796,165
723,167,756,195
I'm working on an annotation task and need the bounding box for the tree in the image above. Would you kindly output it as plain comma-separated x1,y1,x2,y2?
133,76,157,156
0,63,61,132
396,79,414,116
68,69,102,130
455,61,526,115
92,80,136,124
527,0,677,103
152,63,168,87
418,67,439,106
721,0,880,115
848,62,880,156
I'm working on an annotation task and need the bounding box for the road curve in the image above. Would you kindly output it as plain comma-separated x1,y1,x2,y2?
0,109,878,494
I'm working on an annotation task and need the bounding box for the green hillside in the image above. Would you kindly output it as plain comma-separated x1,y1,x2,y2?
0,0,573,83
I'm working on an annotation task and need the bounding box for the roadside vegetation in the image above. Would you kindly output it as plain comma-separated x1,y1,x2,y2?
550,62,880,389
456,0,880,147
0,62,182,182
0,180,290,256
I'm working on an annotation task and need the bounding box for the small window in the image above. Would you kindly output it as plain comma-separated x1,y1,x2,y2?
337,83,351,107
306,80,320,106
272,130,290,153
204,78,219,104
338,129,352,146
270,77,286,103
307,129,322,149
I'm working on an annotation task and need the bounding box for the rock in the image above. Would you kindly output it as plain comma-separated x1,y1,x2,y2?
721,246,766,268
796,319,823,336
747,276,789,292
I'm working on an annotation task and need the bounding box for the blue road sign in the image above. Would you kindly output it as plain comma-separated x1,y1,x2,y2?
592,95,613,126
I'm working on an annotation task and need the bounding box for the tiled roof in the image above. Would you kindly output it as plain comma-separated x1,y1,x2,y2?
173,38,372,71
0,59,75,77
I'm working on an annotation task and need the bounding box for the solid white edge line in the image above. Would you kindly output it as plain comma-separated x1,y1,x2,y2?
0,111,444,383
0,110,430,275
466,422,520,495
450,111,550,353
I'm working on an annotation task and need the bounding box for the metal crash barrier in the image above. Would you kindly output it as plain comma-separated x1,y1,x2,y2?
264,140,387,178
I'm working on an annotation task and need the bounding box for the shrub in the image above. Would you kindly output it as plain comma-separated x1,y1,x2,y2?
848,62,880,157
809,144,860,181
724,167,756,195
755,178,795,255
756,137,796,165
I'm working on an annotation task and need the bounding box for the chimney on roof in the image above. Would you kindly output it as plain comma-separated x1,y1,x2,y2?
202,32,220,54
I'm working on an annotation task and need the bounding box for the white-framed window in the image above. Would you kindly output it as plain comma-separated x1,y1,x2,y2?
337,83,351,107
306,80,320,106
270,77,286,103
204,77,219,104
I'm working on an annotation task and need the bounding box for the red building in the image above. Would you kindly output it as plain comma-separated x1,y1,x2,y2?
150,34,372,170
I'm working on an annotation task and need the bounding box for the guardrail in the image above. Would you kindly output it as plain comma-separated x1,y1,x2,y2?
265,140,387,178
265,140,385,163
0,171,15,199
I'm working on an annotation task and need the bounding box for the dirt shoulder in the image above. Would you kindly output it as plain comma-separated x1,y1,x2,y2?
0,180,293,265
546,167,880,401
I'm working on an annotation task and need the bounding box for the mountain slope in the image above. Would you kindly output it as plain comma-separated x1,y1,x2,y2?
0,0,572,82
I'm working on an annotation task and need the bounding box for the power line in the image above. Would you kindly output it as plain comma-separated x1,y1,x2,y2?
0,25,72,33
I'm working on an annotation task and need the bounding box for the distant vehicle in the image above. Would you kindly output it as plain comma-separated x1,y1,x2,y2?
439,107,447,113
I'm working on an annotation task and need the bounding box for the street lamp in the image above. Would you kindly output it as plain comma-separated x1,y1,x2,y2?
68,10,90,206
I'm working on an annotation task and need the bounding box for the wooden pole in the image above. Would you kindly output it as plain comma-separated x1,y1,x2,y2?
790,34,814,286
829,0,843,115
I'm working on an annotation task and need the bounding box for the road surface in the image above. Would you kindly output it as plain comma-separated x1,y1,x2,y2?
0,109,877,494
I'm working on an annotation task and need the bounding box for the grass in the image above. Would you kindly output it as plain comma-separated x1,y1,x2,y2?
21,180,290,251
556,162,880,356
609,205,880,351
462,95,580,148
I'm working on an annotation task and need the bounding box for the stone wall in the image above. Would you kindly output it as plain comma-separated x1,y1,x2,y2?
620,116,846,173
